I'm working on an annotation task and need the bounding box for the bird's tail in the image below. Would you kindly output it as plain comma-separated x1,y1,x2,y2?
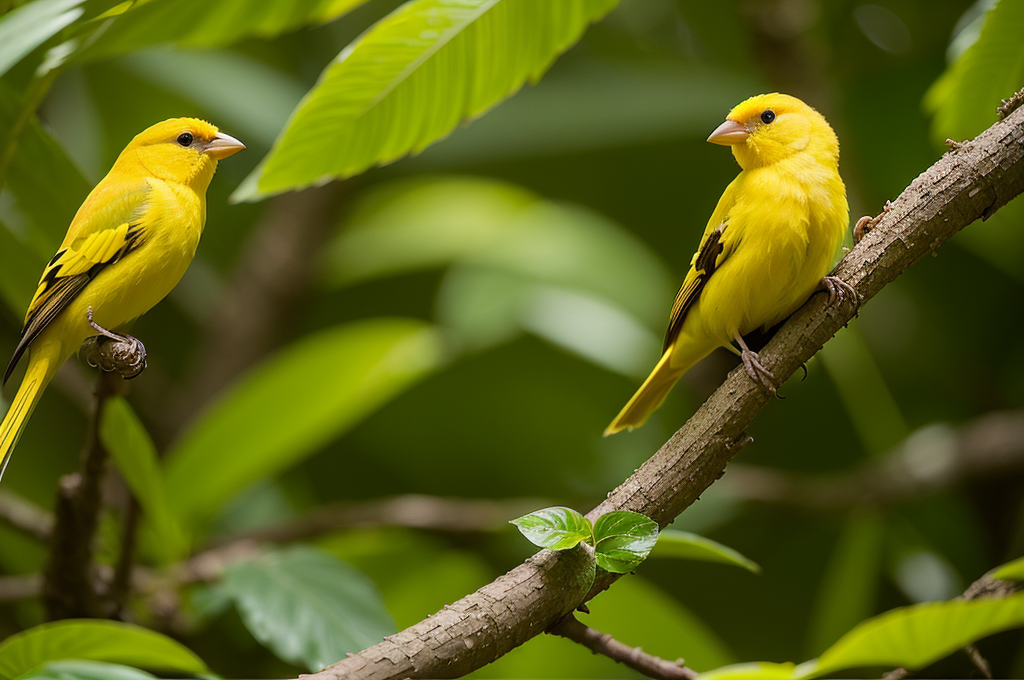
604,346,700,436
0,351,56,482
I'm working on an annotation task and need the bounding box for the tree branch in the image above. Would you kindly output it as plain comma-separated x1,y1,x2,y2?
299,95,1024,680
721,409,1024,510
548,614,698,680
41,369,121,619
0,489,52,541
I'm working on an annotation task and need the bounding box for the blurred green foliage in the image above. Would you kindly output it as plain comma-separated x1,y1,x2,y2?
0,0,1023,678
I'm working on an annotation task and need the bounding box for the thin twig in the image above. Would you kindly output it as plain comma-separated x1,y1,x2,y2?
207,495,546,548
722,409,1024,510
107,496,140,619
549,614,698,680
0,490,53,541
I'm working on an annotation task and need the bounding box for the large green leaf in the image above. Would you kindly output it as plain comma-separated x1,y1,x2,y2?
0,0,85,79
163,319,444,532
698,593,1024,680
221,545,395,672
0,620,206,680
810,593,1024,676
234,0,620,201
0,221,43,316
651,529,761,574
74,0,371,62
925,0,1024,144
991,555,1024,581
23,661,156,680
0,81,91,253
99,397,186,563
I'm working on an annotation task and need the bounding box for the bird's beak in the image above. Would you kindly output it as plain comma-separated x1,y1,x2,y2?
205,132,245,160
707,119,750,146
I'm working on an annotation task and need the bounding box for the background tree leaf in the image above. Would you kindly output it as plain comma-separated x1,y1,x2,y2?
810,593,1024,677
651,529,761,574
990,556,1024,581
22,661,157,680
0,0,85,79
592,510,658,573
234,0,620,200
0,620,207,680
510,506,593,550
925,0,1024,143
73,0,372,62
163,318,445,534
99,396,187,564
221,545,395,672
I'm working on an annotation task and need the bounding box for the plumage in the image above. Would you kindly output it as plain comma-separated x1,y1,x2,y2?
605,93,849,436
0,118,244,479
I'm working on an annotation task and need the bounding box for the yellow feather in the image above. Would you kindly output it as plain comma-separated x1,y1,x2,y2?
0,117,243,480
605,93,849,436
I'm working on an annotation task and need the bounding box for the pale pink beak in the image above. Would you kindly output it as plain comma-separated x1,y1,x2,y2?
205,132,245,160
707,119,750,146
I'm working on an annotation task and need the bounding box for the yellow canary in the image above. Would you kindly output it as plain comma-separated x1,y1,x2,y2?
605,93,851,436
0,118,244,478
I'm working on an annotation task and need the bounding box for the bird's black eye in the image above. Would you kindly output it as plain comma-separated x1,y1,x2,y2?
177,132,194,147
760,110,776,124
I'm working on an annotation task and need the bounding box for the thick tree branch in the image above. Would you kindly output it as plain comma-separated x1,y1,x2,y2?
722,409,1024,510
299,97,1024,680
548,614,698,680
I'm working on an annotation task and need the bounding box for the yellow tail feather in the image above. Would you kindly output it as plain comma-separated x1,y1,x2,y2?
0,352,55,481
604,347,697,436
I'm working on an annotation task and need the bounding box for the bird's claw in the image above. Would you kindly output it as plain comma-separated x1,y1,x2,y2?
740,347,776,395
83,307,148,380
853,200,893,244
821,275,858,307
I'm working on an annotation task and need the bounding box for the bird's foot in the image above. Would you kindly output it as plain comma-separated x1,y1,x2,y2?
820,275,859,308
740,347,777,395
83,307,147,380
853,200,893,244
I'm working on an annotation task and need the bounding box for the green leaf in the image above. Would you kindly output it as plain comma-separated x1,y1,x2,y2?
99,397,186,563
510,506,592,550
0,81,92,253
805,512,884,655
810,593,1024,677
163,319,444,532
925,0,1024,144
23,661,157,680
221,545,395,672
990,556,1024,581
234,0,620,201
0,0,85,79
651,529,761,574
697,661,800,680
74,0,371,62
0,620,207,680
592,511,659,573
0,221,44,316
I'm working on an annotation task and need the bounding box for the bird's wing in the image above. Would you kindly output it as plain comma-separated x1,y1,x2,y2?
3,182,150,384
662,179,741,352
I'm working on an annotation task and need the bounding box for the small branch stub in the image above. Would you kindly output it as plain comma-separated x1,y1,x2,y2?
82,307,147,380
998,87,1024,119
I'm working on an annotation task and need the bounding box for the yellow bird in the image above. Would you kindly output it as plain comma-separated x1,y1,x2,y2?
0,118,244,478
605,93,852,436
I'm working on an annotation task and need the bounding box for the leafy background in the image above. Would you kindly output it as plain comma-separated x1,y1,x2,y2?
1,0,1023,678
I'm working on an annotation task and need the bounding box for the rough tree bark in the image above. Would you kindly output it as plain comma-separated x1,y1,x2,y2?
304,101,1024,680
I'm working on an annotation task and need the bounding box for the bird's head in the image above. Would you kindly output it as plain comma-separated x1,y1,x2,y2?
123,118,245,188
707,93,837,170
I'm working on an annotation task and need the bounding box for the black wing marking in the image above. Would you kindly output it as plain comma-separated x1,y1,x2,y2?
662,223,726,352
3,223,144,385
